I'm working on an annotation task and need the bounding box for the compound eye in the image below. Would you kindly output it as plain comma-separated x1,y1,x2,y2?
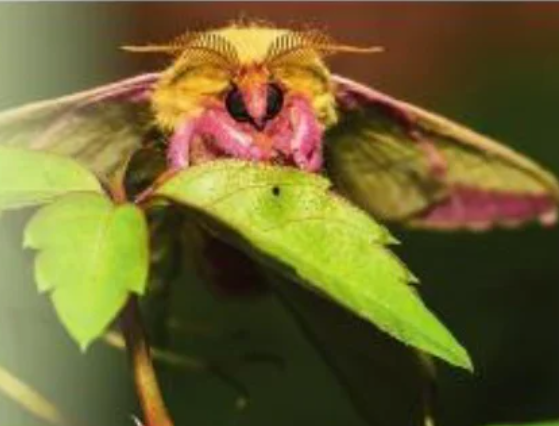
266,83,284,120
225,86,251,122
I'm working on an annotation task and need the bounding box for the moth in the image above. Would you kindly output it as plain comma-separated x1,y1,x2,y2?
1,22,557,230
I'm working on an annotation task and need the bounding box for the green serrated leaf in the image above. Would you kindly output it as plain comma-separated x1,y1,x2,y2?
24,193,148,350
0,146,102,211
156,160,473,371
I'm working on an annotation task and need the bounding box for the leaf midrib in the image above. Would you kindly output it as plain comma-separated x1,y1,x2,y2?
195,195,468,368
84,207,113,297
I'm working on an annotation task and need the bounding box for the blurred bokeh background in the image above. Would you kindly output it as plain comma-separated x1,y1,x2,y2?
0,3,558,426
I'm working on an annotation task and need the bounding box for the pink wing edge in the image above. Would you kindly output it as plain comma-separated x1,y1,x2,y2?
24,73,160,155
0,72,161,118
82,72,161,104
332,75,559,231
0,72,161,147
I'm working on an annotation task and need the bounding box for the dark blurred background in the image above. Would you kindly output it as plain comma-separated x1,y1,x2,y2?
0,3,558,426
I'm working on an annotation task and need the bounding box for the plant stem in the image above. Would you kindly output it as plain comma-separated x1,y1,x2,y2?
120,297,174,426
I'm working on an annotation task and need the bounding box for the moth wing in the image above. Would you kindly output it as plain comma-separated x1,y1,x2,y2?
0,73,160,179
326,75,559,230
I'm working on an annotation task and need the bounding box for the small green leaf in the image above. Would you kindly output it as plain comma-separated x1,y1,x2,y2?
156,161,472,370
24,193,148,350
0,146,102,211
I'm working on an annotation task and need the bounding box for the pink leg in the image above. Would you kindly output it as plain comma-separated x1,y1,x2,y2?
167,119,196,170
197,110,263,160
167,102,324,172
167,109,267,171
288,98,324,172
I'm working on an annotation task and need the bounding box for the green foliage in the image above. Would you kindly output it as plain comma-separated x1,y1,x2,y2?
24,193,148,350
0,147,472,369
0,146,102,210
156,160,472,370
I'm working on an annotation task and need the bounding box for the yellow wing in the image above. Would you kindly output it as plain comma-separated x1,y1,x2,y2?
325,76,559,230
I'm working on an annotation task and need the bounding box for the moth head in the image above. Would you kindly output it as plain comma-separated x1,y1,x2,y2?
225,64,282,131
123,24,383,131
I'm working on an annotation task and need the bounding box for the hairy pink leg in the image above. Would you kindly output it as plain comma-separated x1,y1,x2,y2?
167,119,196,170
167,102,323,172
166,109,267,170
288,97,324,172
197,109,265,160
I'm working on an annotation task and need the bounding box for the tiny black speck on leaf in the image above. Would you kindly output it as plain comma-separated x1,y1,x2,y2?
272,186,281,196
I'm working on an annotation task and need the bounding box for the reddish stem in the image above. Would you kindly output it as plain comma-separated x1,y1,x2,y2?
120,297,174,426
134,169,178,207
